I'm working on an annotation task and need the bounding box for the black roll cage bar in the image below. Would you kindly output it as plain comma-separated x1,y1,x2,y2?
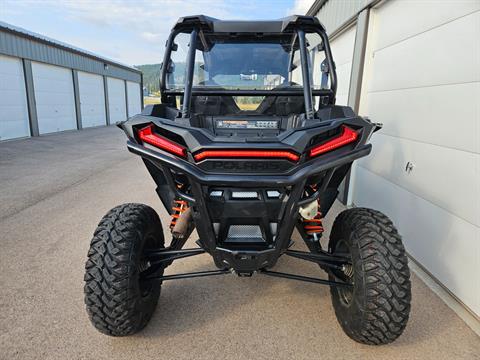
159,16,338,119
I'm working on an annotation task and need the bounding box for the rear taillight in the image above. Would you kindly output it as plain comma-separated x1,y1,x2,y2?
137,124,186,158
309,125,358,158
193,149,299,162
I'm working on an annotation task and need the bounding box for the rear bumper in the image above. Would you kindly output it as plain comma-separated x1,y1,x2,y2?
127,140,371,187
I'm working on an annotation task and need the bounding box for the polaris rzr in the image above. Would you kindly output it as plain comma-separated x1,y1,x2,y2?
84,15,411,345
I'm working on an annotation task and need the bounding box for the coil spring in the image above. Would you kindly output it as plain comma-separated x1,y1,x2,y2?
342,264,354,278
302,184,324,236
302,208,324,236
170,199,188,230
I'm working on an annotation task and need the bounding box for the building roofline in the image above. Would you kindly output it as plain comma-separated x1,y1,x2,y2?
0,21,141,74
306,0,329,16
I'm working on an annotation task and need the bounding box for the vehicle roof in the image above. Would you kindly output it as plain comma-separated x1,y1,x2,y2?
173,15,325,33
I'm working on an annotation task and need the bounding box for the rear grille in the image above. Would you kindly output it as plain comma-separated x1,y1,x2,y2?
227,225,263,239
225,225,266,246
231,191,258,199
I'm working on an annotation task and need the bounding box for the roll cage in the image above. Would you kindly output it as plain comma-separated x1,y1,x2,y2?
159,15,338,119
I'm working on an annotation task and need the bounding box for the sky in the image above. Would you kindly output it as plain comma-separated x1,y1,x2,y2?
0,0,313,66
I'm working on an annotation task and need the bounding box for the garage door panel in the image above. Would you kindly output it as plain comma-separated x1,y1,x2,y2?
330,26,356,65
0,74,26,91
34,91,74,105
126,81,141,117
369,11,479,92
32,62,77,135
1,118,29,140
36,103,77,118
353,166,480,316
1,88,26,104
324,25,356,108
373,0,480,51
334,61,353,105
353,0,480,318
367,82,479,153
359,134,479,227
0,55,30,140
33,77,72,91
78,72,106,128
107,77,127,124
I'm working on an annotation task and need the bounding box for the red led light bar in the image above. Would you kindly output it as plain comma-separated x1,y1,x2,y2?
194,149,299,162
309,125,358,157
138,124,186,158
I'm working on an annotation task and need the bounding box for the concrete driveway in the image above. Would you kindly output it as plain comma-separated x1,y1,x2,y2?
0,126,478,360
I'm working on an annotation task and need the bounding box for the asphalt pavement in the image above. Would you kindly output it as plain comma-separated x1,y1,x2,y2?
0,126,478,360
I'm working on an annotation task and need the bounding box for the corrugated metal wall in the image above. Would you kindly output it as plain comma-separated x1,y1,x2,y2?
312,0,372,35
0,31,141,83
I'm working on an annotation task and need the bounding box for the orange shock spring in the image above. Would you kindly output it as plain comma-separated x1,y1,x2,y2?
302,209,324,236
302,185,324,237
170,199,189,230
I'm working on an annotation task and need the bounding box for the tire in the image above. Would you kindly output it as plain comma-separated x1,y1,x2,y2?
84,203,165,336
328,207,411,345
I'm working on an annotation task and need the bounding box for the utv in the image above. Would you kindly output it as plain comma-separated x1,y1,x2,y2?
84,15,411,345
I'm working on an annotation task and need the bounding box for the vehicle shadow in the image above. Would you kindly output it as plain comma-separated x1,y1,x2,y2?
136,239,331,338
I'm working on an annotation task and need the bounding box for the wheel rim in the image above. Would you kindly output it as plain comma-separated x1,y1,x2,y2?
334,239,355,306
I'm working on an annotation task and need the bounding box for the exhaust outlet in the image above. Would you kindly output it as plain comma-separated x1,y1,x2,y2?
172,207,193,238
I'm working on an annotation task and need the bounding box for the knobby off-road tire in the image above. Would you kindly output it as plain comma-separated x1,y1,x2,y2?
328,208,411,345
84,203,165,336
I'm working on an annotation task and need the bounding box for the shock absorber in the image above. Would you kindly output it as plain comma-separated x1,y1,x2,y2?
299,185,324,240
302,209,324,236
170,199,189,230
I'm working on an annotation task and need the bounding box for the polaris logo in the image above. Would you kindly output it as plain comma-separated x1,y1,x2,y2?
211,161,281,171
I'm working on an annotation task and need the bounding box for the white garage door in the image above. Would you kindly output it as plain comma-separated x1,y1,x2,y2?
107,77,126,124
78,71,106,128
126,81,141,117
309,25,356,108
328,26,356,105
0,55,30,140
32,62,77,135
352,0,480,316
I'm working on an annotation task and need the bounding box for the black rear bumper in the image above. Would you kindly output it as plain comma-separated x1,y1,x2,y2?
127,140,371,189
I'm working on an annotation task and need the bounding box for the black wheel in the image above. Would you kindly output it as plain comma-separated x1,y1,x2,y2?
84,203,165,336
328,207,411,345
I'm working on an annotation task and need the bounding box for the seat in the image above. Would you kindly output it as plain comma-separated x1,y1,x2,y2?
255,82,305,116
191,80,240,116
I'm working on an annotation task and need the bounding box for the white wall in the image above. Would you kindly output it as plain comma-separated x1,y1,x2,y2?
352,0,480,316
328,26,356,105
0,55,30,140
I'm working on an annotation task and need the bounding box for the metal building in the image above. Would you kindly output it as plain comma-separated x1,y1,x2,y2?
0,21,143,141
306,0,480,328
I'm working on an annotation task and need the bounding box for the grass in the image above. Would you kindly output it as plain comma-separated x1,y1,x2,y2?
237,103,260,110
144,96,161,105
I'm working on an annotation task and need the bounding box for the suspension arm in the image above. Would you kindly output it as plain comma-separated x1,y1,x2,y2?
260,269,352,288
285,249,351,270
146,269,230,281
